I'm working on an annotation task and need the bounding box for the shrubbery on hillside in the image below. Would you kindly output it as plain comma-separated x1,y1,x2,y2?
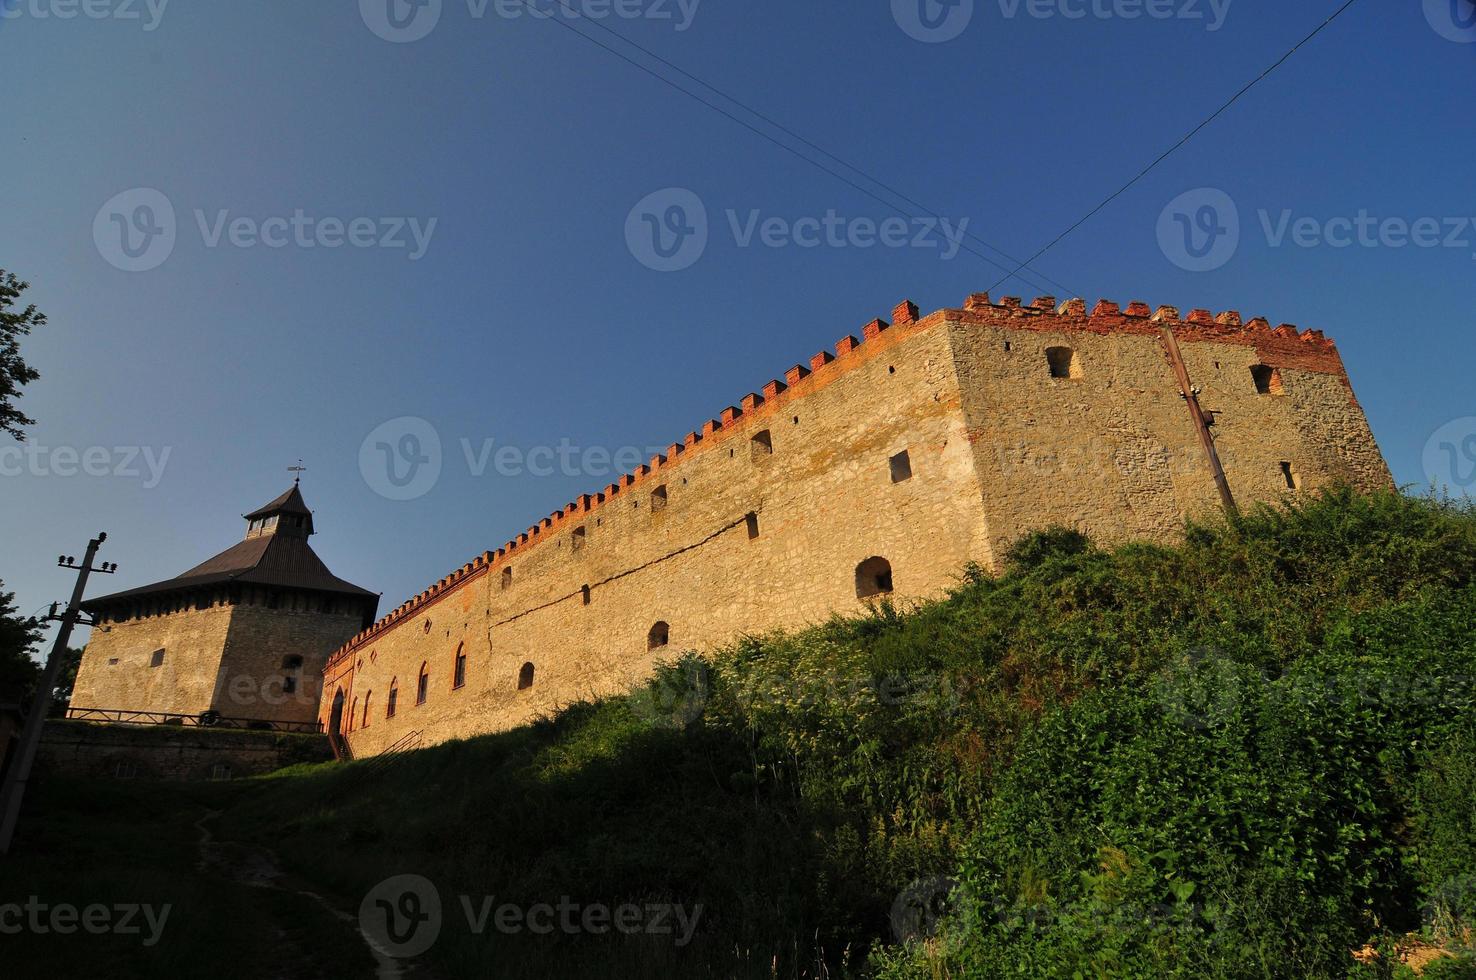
224,489,1476,978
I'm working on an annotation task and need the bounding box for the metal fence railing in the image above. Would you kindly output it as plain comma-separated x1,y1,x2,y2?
64,706,323,734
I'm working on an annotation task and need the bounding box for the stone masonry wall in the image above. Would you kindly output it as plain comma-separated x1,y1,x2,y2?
325,303,995,755
216,604,368,724
71,600,364,727
947,296,1390,559
36,720,332,781
322,294,1392,758
71,605,235,717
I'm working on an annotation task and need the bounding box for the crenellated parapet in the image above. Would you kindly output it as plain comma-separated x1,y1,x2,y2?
324,290,1349,668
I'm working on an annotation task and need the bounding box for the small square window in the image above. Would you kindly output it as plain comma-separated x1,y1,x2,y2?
1046,346,1080,379
149,649,165,668
890,450,912,483
1251,365,1284,396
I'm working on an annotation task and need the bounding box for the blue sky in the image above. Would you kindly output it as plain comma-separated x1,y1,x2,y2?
2,1,1473,650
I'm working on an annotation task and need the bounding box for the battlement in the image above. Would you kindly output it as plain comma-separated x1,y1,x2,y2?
325,291,1354,668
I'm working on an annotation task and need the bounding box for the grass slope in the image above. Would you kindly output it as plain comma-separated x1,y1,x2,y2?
7,489,1476,978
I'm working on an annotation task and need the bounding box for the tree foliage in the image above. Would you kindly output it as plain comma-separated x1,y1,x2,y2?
0,581,42,703
0,269,46,441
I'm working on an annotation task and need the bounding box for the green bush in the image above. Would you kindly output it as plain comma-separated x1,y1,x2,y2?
187,489,1476,979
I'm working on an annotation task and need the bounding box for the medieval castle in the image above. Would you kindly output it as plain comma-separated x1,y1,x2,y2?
67,292,1392,761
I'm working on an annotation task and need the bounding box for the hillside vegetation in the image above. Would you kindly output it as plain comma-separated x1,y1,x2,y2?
207,488,1475,978
13,489,1474,979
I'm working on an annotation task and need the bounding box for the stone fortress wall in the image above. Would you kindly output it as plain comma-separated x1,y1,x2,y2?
321,293,1391,757
73,588,366,725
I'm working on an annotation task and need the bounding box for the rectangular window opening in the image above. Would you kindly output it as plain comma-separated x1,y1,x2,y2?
1252,364,1284,396
889,450,912,483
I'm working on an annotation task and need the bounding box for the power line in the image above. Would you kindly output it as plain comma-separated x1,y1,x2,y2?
518,0,1073,296
986,0,1362,292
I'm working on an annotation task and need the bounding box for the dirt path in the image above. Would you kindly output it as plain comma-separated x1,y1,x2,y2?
194,810,409,980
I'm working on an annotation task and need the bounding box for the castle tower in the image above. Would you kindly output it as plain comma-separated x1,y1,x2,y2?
70,485,379,729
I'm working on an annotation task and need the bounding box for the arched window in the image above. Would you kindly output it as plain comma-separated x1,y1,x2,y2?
517,662,535,690
501,566,513,590
387,678,398,718
416,663,429,705
349,697,359,731
329,688,346,735
648,621,670,650
453,643,467,690
362,692,372,728
855,557,894,599
1046,346,1080,379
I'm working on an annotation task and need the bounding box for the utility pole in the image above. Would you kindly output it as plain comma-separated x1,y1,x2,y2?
0,533,116,855
1159,326,1239,519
